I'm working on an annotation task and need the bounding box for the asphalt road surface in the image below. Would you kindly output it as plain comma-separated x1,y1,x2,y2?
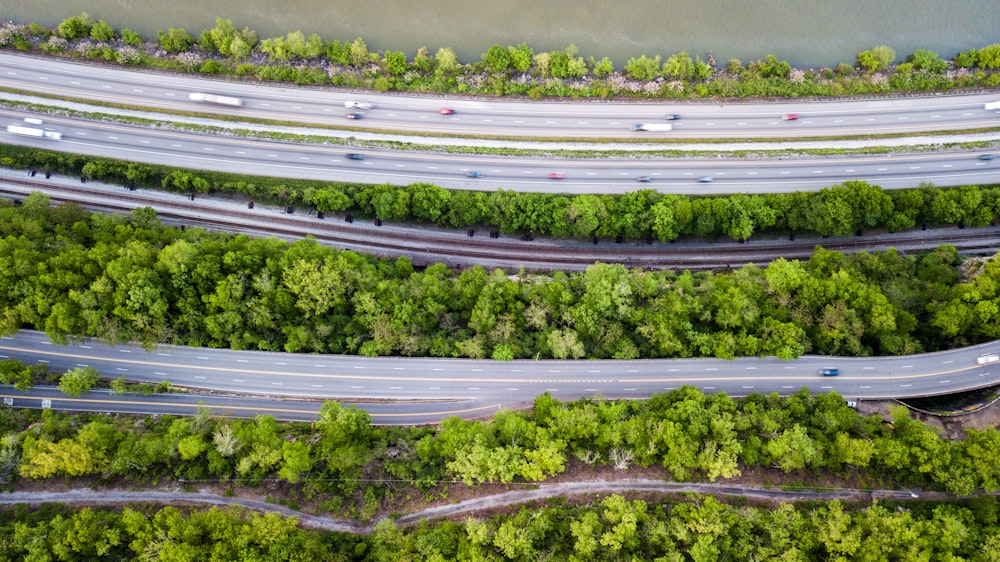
0,385,495,425
2,331,999,415
2,108,999,194
3,52,999,140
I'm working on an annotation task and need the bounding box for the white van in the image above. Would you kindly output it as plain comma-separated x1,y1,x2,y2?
977,354,999,365
345,101,373,109
23,118,43,125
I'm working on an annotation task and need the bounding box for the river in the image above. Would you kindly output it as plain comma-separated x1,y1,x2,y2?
4,0,998,68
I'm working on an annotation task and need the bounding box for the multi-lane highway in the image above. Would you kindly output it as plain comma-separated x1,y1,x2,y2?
3,108,999,193
2,331,999,423
0,385,496,425
3,52,1000,423
3,53,999,140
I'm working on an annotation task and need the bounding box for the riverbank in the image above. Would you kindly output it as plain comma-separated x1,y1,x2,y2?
3,17,999,104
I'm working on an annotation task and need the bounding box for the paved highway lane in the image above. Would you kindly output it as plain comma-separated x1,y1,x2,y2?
3,109,1000,193
0,386,497,425
3,53,1000,140
2,331,1000,409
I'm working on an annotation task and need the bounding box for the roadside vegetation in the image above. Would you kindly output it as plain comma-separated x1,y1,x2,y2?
2,194,999,359
1,383,1000,520
5,494,1000,560
3,15,1000,100
4,145,1000,243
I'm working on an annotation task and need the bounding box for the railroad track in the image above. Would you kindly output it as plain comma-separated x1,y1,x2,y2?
2,176,999,270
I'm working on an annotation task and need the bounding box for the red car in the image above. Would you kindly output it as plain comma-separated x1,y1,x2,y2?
439,108,455,115
782,114,799,121
548,172,565,180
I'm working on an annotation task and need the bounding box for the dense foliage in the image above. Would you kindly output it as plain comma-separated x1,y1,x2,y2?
0,420,1000,562
367,496,1000,561
5,483,1000,561
3,194,999,359
4,16,1000,100
2,383,1000,518
0,504,360,561
4,146,1000,243
7,495,1000,562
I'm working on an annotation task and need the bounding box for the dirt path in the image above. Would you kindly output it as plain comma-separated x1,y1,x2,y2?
0,481,961,533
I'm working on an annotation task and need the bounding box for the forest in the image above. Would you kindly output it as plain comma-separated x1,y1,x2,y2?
2,388,1000,560
1,193,998,360
2,381,999,518
5,496,1000,561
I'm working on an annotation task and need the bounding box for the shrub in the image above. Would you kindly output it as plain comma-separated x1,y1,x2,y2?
978,44,1000,69
58,367,99,397
39,36,69,53
121,28,143,48
157,28,194,53
954,49,978,68
856,45,895,72
57,13,92,41
89,20,115,42
907,49,946,73
383,50,407,75
26,23,50,38
481,44,511,74
624,54,661,80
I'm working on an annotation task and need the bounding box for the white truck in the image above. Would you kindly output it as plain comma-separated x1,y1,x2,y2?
630,123,673,132
6,125,62,140
977,353,999,365
188,93,244,107
985,101,1000,111
345,100,374,109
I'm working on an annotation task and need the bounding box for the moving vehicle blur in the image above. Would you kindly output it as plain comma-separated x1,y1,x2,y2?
548,172,565,180
630,123,673,132
782,113,799,120
188,93,243,107
819,369,840,376
345,101,374,109
6,124,61,140
439,108,455,115
977,354,999,365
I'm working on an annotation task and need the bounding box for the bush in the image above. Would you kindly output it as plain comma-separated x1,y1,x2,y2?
907,49,947,73
978,44,1000,69
383,50,407,75
58,367,99,397
624,54,661,80
89,20,115,42
954,49,978,68
856,45,895,72
57,13,92,41
157,28,194,54
26,23,50,38
121,28,143,48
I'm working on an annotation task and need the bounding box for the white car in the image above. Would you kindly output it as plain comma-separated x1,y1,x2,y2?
345,101,373,109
